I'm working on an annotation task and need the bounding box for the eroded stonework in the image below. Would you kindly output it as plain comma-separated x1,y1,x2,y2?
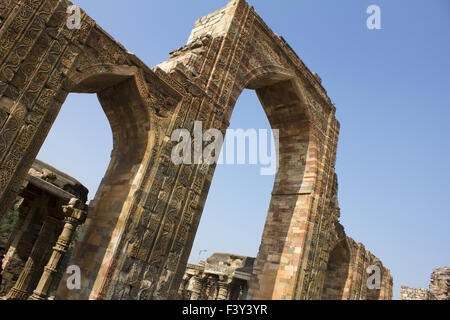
0,0,393,300
400,287,429,300
181,247,392,301
401,267,450,300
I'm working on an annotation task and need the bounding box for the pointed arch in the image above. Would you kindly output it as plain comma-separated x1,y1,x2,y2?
322,239,352,300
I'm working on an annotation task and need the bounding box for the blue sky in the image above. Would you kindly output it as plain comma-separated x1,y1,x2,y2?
37,1,450,299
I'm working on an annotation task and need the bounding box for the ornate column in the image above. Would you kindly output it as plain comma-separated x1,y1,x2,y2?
29,198,87,300
205,277,218,300
5,213,60,300
178,275,190,299
189,275,204,300
217,276,232,300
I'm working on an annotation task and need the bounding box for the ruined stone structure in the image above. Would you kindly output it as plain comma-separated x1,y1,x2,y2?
182,237,394,301
401,267,450,300
0,159,88,299
178,253,255,300
400,287,430,300
0,0,392,300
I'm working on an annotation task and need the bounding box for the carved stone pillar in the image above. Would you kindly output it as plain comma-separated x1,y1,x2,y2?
5,214,60,300
217,276,231,300
29,198,87,300
204,277,219,300
178,275,189,300
189,276,204,300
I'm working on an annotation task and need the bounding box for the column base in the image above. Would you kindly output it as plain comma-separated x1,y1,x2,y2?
29,291,47,300
5,287,29,300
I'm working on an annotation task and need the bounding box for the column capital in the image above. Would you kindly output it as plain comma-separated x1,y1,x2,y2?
62,198,87,224
216,276,232,300
218,275,232,285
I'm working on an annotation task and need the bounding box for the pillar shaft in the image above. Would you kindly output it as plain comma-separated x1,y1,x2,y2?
189,276,204,300
217,278,231,300
178,276,189,299
6,215,59,300
30,199,86,300
202,277,214,300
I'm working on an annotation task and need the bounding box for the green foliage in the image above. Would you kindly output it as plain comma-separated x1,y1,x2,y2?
0,202,20,248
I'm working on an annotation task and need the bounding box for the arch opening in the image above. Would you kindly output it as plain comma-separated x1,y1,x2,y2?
185,89,274,300
37,93,112,202
247,76,312,300
322,240,351,300
185,70,312,300
0,66,156,300
52,73,154,299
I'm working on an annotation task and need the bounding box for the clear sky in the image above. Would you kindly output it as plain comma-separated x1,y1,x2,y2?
37,1,450,299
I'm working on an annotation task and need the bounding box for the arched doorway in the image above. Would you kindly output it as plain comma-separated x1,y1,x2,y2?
245,76,312,300
0,91,112,298
187,89,274,259
37,93,112,202
321,240,351,300
54,67,161,300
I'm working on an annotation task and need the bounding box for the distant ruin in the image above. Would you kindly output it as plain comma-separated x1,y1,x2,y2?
401,267,450,300
178,253,255,300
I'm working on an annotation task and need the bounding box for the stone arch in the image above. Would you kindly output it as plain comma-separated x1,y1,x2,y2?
69,64,138,93
321,239,352,300
195,63,314,300
54,68,156,300
150,0,339,301
244,66,295,89
0,0,342,300
0,0,183,299
54,54,184,300
239,72,314,300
